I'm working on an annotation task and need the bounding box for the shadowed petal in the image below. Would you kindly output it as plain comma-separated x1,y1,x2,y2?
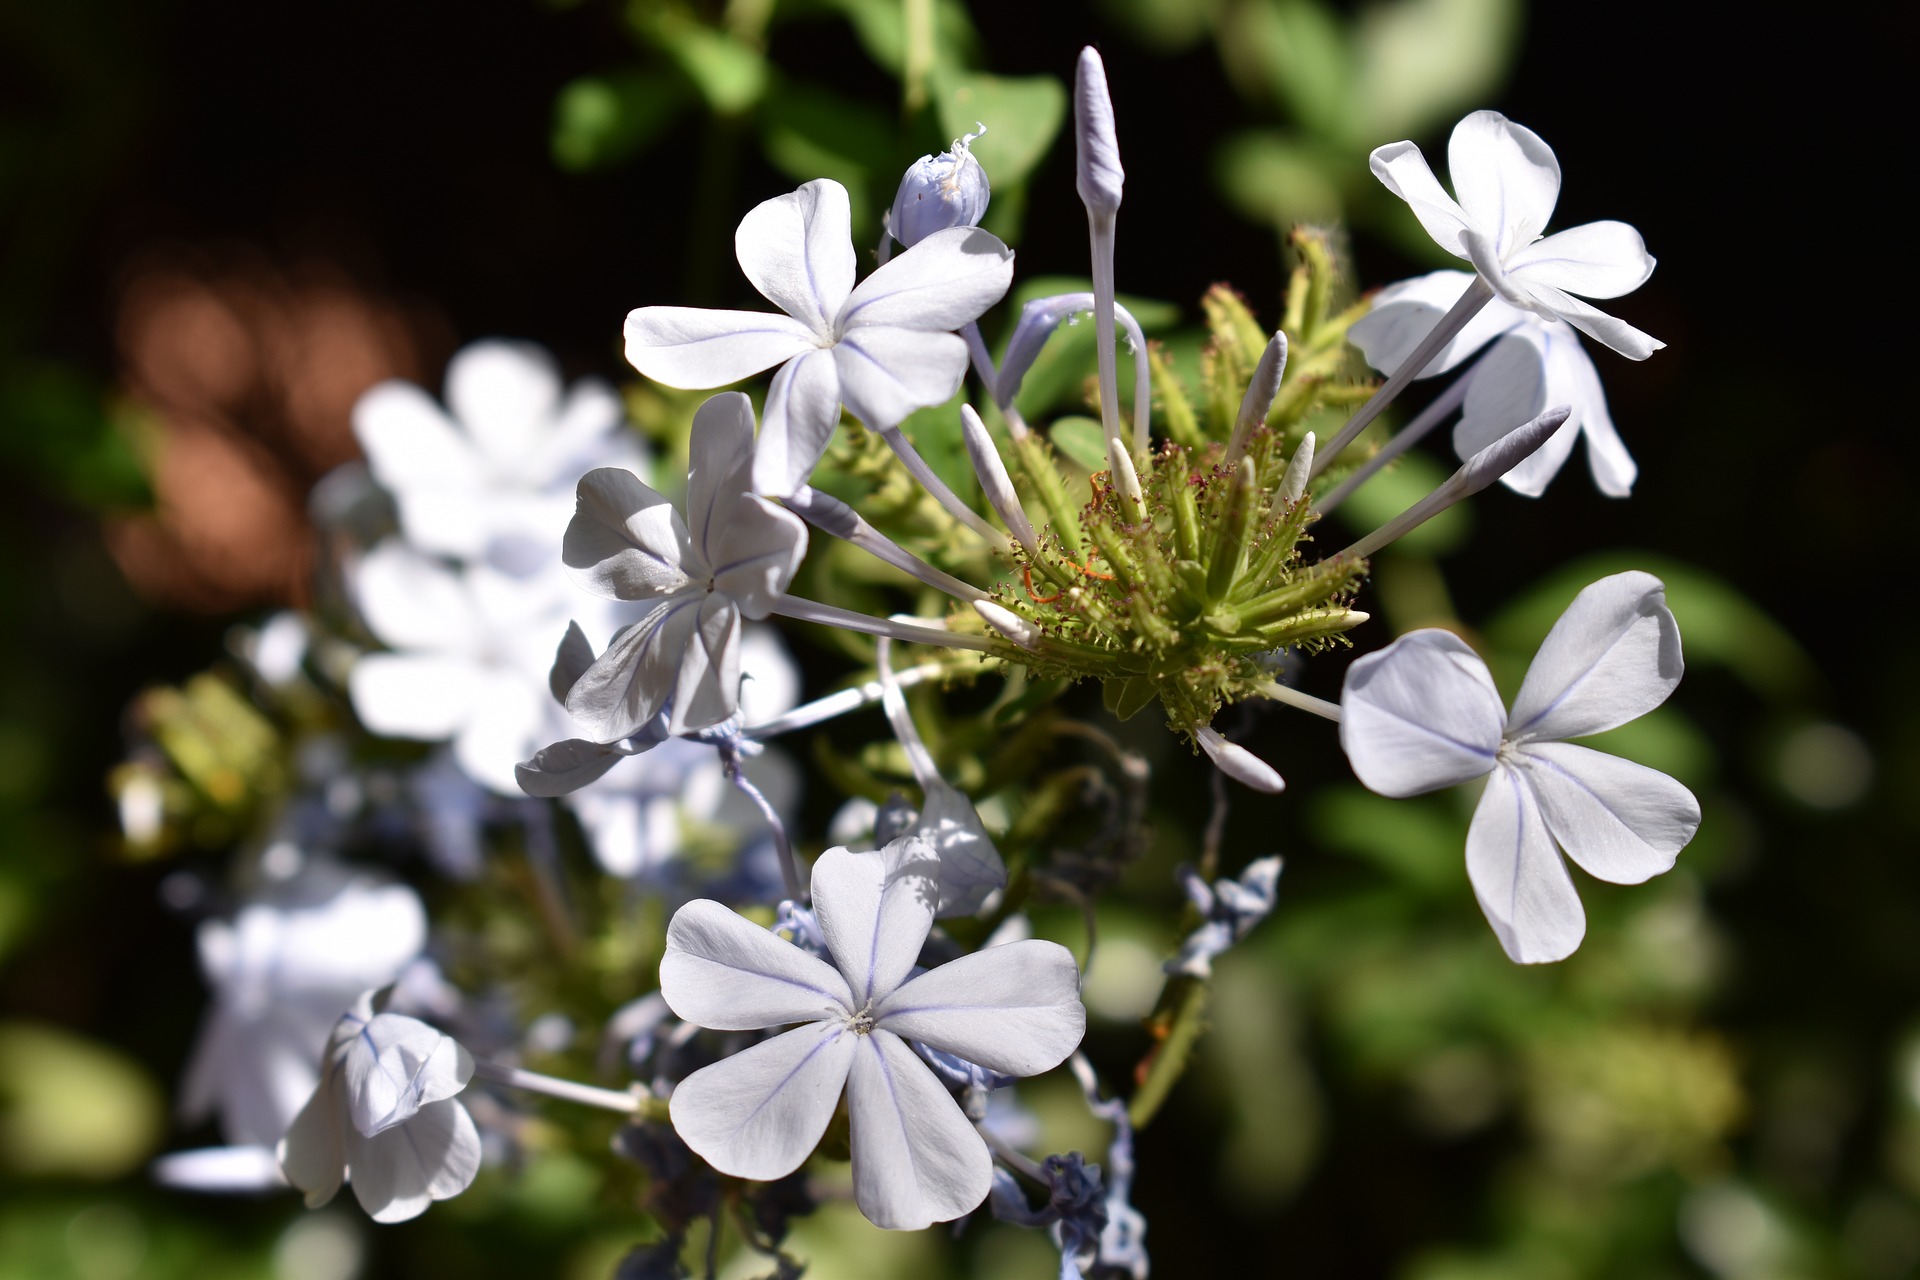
875,939,1085,1076
278,1078,346,1208
812,840,941,1008
670,1021,856,1180
1452,329,1578,498
839,226,1014,332
834,327,969,431
735,179,856,336
1507,570,1682,741
1466,764,1585,964
1521,742,1698,884
563,467,698,601
343,1097,481,1224
1340,630,1505,796
1349,270,1524,378
661,898,853,1029
846,1029,993,1230
667,595,741,735
753,348,841,498
564,600,702,742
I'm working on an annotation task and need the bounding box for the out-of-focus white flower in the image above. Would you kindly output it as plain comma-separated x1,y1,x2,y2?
559,393,807,741
624,180,1014,496
1371,111,1662,360
278,992,482,1223
1350,270,1636,496
180,863,426,1148
346,540,629,795
353,339,644,573
1339,572,1700,963
660,838,1085,1230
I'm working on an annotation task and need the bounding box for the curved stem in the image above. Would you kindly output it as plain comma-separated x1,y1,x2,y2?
1315,361,1477,515
876,423,1005,544
473,1059,645,1114
1312,275,1493,478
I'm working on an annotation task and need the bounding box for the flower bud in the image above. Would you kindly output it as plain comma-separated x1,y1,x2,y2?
888,125,991,250
1073,47,1124,217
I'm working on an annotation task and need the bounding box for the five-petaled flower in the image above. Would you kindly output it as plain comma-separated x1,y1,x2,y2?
1372,111,1663,360
1338,571,1701,963
277,991,483,1223
659,837,1086,1230
623,178,1015,497
560,392,808,742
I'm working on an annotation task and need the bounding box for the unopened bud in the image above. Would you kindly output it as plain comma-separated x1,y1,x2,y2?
888,124,992,249
1073,48,1124,217
1196,727,1285,793
1279,432,1315,504
959,405,1037,555
1224,332,1288,466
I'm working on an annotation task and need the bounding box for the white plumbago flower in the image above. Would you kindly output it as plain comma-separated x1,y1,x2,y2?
348,538,616,795
1371,111,1663,360
354,339,645,573
1349,269,1636,496
180,862,426,1148
660,837,1086,1230
1339,571,1701,963
560,392,808,741
278,992,482,1223
624,179,1015,497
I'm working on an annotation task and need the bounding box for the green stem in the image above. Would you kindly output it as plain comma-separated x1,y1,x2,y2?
1129,977,1209,1129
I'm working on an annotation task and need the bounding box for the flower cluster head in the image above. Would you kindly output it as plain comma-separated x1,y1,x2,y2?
659,837,1086,1229
278,990,482,1222
1340,571,1701,962
623,178,1014,497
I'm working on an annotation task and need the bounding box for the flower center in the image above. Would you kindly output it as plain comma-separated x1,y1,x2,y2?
847,1005,876,1036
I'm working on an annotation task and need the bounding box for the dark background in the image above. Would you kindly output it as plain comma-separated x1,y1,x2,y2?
1,0,1909,1276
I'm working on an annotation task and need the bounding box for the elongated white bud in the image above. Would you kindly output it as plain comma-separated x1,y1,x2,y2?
1073,48,1124,217
1109,442,1145,508
1224,332,1287,466
786,486,987,601
1279,431,1315,504
1334,405,1570,562
973,600,1040,650
959,405,1038,554
1196,727,1285,793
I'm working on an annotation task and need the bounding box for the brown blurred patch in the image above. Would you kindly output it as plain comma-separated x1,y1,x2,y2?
104,244,448,612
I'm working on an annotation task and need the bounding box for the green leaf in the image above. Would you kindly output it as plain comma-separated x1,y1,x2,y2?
929,69,1067,190
1102,676,1159,722
644,14,766,114
551,70,686,172
1353,0,1522,140
1220,0,1353,142
1213,129,1347,229
1049,416,1109,472
759,78,896,238
820,0,982,77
